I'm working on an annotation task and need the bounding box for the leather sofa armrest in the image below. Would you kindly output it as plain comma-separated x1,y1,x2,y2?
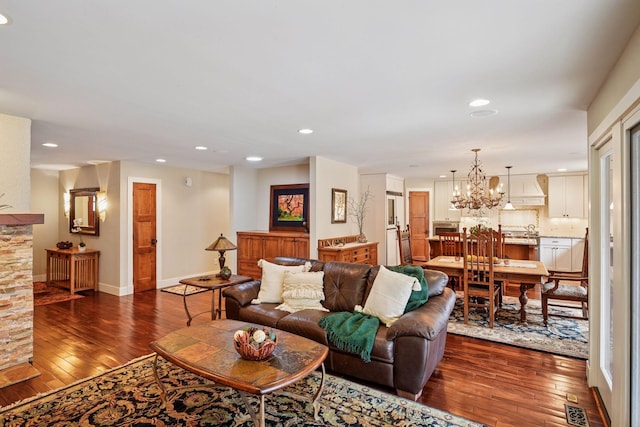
222,280,261,307
387,287,456,341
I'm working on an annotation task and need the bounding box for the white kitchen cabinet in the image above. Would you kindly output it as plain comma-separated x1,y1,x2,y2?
548,175,586,218
434,180,461,221
539,237,584,272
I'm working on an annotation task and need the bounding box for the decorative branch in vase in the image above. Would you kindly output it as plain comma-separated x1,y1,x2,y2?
348,187,372,243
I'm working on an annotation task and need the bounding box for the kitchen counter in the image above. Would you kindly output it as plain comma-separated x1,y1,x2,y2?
429,237,538,260
429,236,538,246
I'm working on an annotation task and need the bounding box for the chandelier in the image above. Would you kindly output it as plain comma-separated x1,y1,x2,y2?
451,148,504,211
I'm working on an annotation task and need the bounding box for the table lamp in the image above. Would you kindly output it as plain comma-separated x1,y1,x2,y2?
206,233,237,277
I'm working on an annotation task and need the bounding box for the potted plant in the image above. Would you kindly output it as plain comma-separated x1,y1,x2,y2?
348,187,372,243
72,218,87,251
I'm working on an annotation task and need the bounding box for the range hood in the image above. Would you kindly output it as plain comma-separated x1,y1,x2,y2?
499,174,546,206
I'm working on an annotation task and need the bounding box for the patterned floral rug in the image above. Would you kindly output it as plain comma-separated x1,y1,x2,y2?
448,293,588,359
33,282,84,307
1,355,486,426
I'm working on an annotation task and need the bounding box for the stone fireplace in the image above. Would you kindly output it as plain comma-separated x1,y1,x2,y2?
0,213,44,384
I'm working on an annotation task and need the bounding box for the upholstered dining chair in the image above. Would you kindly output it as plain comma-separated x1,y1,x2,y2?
439,232,462,290
542,228,589,326
397,225,429,267
462,227,501,328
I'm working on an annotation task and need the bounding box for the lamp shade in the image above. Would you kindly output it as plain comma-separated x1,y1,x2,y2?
206,234,237,252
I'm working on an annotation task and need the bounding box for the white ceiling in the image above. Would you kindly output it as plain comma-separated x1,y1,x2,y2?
1,1,639,179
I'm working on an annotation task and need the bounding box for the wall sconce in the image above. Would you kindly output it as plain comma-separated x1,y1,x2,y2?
206,233,237,278
64,192,70,218
97,191,107,222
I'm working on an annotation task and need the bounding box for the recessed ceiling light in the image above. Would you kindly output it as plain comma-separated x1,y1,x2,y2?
469,99,490,107
298,129,313,135
470,109,498,117
557,168,568,172
156,158,166,163
195,146,208,151
246,156,263,162
0,14,9,25
42,142,58,148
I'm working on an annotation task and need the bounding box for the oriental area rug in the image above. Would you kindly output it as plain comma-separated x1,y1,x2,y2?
448,293,588,359
33,282,84,307
0,355,486,427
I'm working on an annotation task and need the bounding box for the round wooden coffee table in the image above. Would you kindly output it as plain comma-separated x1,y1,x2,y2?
149,319,328,426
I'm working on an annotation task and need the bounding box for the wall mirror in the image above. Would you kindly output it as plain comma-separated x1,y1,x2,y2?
69,187,100,236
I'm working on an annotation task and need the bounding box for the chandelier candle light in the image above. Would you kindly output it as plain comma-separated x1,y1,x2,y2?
451,148,504,211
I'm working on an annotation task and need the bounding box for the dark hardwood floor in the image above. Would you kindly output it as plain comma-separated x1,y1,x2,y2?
1,287,604,427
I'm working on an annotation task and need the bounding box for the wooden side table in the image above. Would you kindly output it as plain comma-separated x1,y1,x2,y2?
45,248,100,294
178,274,252,326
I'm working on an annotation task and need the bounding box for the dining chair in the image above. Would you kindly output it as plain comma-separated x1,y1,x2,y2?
439,232,462,290
397,225,429,267
462,227,501,327
489,224,505,306
542,228,589,326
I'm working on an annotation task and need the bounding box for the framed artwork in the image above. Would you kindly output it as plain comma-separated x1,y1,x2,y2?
269,183,309,232
331,188,347,223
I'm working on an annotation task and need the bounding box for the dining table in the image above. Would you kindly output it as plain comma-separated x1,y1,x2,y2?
425,256,550,325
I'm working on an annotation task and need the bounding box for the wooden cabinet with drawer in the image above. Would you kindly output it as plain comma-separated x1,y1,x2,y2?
317,241,378,264
236,231,310,279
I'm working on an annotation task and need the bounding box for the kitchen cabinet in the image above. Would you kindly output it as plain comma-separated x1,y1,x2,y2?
539,237,585,272
434,181,461,221
236,231,309,279
548,175,586,218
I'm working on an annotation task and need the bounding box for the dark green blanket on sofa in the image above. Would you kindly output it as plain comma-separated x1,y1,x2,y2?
318,311,379,362
318,265,430,362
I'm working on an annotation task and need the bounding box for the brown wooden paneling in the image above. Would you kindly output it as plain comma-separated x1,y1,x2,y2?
236,231,310,279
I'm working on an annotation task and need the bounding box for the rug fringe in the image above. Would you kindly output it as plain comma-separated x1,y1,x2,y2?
0,353,156,412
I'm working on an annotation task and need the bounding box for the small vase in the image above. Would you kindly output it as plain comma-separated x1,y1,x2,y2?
219,266,232,280
78,245,87,252
357,232,367,243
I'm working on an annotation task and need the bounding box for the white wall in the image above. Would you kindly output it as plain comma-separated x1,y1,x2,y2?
229,159,359,260
0,114,31,212
54,161,229,295
586,23,640,427
311,156,360,258
255,165,310,231
119,161,230,293
30,169,60,278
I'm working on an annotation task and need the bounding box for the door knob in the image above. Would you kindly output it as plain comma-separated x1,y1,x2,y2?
151,238,157,245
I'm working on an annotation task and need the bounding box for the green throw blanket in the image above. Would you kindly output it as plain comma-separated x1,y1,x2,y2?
318,312,379,362
318,266,430,362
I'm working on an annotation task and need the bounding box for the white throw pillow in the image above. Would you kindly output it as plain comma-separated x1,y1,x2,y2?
355,265,421,327
275,271,329,313
252,259,310,304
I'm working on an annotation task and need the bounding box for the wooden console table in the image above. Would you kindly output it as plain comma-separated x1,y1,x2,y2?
45,248,100,294
317,236,378,264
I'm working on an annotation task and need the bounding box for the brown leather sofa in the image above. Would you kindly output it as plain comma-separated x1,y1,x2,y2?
222,257,456,400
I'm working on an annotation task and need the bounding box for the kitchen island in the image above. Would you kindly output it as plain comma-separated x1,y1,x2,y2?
428,236,538,260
